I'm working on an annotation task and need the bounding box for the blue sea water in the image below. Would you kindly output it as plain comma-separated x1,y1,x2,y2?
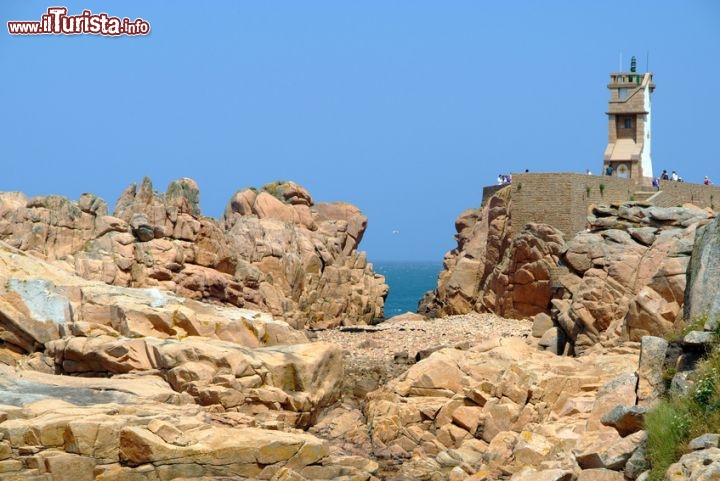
373,261,442,318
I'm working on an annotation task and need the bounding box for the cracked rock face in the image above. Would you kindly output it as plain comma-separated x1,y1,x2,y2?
0,178,387,329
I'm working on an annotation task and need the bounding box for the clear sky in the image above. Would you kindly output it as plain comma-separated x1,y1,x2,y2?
2,1,719,261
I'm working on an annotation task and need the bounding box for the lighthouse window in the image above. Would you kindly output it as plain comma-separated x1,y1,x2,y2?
619,88,628,100
624,118,633,129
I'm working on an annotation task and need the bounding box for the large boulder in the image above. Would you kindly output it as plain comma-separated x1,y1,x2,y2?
481,222,566,318
685,215,720,322
421,189,564,320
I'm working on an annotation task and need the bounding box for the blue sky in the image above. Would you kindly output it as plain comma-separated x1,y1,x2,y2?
2,1,719,261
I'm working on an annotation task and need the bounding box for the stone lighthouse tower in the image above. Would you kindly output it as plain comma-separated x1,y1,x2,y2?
603,56,655,181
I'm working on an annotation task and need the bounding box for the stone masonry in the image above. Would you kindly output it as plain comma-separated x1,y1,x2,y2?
484,172,720,240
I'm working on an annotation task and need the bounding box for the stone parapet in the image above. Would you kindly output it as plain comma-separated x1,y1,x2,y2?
503,172,720,239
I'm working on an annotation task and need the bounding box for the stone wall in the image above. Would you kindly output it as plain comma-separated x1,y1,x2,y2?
488,172,720,239
480,184,506,203
653,179,719,209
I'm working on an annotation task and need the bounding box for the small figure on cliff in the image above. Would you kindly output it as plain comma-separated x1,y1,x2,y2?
661,170,669,180
586,169,593,175
497,174,503,185
652,177,660,190
671,171,679,181
705,176,712,185
605,165,613,176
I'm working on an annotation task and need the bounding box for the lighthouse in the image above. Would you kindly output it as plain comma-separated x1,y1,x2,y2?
603,56,655,181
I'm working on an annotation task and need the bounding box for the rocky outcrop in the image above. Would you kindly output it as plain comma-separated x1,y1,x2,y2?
0,240,382,480
0,242,341,424
0,178,387,328
482,223,565,318
553,203,712,353
0,395,381,481
0,241,307,357
419,188,566,319
419,186,513,317
5,174,720,481
362,337,646,480
46,337,343,426
422,188,715,353
3,231,720,480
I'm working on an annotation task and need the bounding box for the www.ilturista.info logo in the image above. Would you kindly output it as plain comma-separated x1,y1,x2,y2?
7,7,150,36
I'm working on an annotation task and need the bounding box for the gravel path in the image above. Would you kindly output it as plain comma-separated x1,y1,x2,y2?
311,312,533,401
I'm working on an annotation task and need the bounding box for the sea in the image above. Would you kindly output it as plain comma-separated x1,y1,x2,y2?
373,261,442,318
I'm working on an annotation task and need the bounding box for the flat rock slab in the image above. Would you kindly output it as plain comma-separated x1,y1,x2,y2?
0,378,136,407
0,364,177,406
119,425,328,472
